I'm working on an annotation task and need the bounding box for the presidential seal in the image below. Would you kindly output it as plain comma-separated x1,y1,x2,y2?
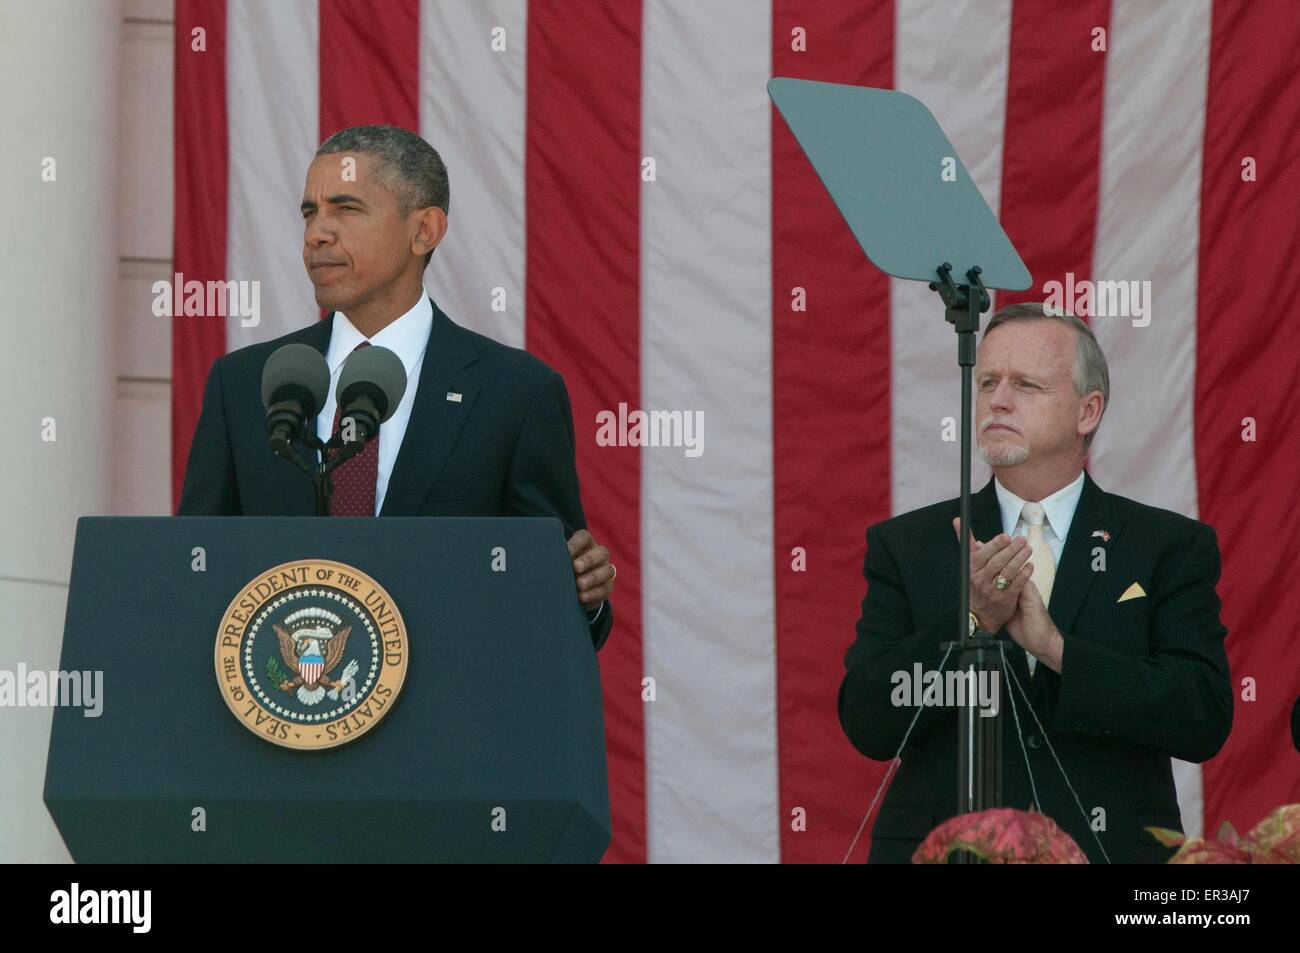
214,559,408,750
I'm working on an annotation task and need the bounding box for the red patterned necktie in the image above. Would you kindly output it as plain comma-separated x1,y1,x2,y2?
329,341,379,516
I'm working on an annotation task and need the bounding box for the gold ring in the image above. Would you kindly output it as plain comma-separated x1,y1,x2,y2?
994,574,1010,590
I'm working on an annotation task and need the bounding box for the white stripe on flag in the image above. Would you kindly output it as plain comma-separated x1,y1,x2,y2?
227,0,319,350
642,0,777,862
1089,0,1212,838
420,0,528,348
890,0,1013,515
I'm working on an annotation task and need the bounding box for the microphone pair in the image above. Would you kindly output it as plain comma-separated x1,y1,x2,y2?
261,342,407,454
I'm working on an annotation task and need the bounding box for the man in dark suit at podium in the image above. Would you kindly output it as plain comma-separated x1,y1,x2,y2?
177,125,614,650
838,302,1232,863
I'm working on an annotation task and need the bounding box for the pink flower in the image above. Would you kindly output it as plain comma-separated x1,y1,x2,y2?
912,807,1088,864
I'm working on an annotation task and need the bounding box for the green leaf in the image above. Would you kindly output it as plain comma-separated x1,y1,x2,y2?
1145,826,1186,848
266,655,290,688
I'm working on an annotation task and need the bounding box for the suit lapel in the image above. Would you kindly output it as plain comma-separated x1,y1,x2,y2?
969,475,1003,553
274,318,332,516
379,297,481,516
1029,469,1123,703
1044,470,1119,642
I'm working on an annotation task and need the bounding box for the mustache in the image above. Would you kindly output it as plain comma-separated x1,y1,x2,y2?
980,416,1022,434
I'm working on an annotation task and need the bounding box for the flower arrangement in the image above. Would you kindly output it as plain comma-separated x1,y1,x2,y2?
1147,804,1300,864
912,807,1087,864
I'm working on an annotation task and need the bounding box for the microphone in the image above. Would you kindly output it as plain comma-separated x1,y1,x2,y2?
261,344,330,453
334,345,407,446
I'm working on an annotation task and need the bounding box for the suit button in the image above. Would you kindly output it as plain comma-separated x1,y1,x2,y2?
1027,734,1042,749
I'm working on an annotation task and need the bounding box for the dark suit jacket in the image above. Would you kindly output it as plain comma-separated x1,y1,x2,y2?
176,295,613,651
839,470,1231,863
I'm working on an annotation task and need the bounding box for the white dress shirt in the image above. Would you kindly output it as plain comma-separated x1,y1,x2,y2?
993,468,1085,567
993,469,1085,671
315,292,432,515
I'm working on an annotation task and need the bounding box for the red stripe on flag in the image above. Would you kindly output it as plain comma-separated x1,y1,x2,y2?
1196,0,1300,833
172,0,229,510
771,2,895,863
526,0,646,864
319,0,420,138
997,0,1110,310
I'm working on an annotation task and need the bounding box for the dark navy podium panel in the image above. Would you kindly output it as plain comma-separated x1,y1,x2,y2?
44,517,610,863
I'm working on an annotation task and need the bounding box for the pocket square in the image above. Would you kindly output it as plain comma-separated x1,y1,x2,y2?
1117,582,1147,603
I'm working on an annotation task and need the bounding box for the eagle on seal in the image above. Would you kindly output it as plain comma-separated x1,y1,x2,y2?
273,622,356,705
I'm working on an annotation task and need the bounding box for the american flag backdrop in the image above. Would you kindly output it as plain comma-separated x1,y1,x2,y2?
171,0,1300,862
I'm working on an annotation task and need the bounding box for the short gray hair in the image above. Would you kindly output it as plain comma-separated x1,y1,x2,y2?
316,125,449,267
983,301,1109,451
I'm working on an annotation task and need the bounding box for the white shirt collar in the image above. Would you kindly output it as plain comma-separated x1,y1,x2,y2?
994,469,1086,541
324,291,433,379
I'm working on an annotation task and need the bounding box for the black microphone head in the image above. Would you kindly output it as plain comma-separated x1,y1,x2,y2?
337,345,408,425
261,343,331,418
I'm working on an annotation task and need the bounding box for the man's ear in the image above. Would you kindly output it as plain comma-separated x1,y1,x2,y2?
1078,390,1105,438
412,207,447,260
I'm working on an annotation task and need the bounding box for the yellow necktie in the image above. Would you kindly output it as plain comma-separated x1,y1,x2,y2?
1022,502,1056,675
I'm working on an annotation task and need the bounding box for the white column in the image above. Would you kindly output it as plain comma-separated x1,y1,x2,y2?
0,0,121,862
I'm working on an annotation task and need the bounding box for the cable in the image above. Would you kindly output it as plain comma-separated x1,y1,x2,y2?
1000,651,1112,864
841,639,1112,864
999,641,1042,812
841,643,956,864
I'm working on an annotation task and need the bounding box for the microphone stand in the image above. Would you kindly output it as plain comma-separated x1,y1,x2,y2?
270,424,372,517
932,263,1004,864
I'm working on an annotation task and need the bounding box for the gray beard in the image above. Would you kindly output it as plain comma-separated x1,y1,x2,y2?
979,441,1030,467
